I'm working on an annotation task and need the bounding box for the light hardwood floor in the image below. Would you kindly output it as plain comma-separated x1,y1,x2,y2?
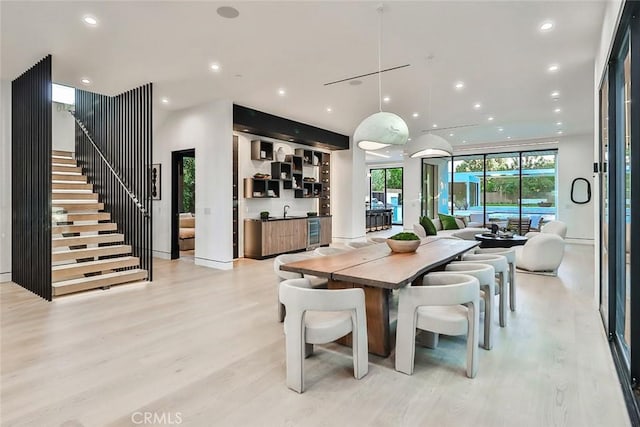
0,244,630,426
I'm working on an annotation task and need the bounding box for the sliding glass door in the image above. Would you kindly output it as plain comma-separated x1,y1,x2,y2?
369,167,403,225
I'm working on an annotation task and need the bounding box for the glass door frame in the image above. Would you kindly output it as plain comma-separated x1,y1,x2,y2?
369,166,404,225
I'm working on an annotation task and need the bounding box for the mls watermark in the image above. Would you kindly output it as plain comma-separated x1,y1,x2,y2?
131,412,183,425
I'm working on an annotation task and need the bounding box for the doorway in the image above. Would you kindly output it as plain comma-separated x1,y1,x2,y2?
171,149,195,260
369,167,404,225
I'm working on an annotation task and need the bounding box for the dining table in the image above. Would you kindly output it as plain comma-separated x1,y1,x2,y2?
280,237,479,357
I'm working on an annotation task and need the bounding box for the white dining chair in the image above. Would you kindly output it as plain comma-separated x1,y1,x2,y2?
346,241,376,249
274,253,328,322
458,253,509,327
279,278,369,393
314,246,350,256
395,273,480,378
434,263,496,350
474,247,517,311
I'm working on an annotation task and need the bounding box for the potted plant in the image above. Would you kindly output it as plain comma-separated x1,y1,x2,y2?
386,232,421,253
260,211,270,220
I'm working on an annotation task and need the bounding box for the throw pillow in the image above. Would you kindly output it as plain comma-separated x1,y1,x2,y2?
456,215,469,227
419,216,438,236
438,213,460,230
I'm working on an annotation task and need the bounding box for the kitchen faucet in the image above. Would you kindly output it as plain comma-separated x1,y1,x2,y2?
283,205,290,218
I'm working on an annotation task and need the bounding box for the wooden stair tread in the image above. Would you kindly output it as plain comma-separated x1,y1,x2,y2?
52,150,73,158
52,174,87,182
52,245,132,262
53,269,147,296
52,223,117,234
52,202,104,211
52,182,93,190
52,256,140,282
52,233,124,247
52,192,98,201
51,157,77,166
53,212,111,222
52,165,82,174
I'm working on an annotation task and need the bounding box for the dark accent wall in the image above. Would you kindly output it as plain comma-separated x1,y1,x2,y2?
75,84,153,279
11,55,53,301
233,104,349,150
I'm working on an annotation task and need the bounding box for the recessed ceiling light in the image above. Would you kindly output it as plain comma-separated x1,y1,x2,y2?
556,121,563,126
326,107,332,113
449,133,454,137
412,112,419,118
210,63,221,72
385,150,390,153
83,15,98,26
462,140,467,143
407,138,412,141
540,21,554,32
383,96,390,103
473,103,482,110
289,138,294,142
81,78,91,85
278,88,286,96
217,6,240,19
548,64,559,72
242,129,249,132
455,81,465,90
550,90,560,98
161,98,169,104
554,108,562,113
488,116,494,121
507,136,512,139
557,130,564,135
432,124,438,128
498,127,504,132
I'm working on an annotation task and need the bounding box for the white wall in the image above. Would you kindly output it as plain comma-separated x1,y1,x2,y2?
235,133,325,256
0,79,11,282
557,134,595,241
52,102,75,153
153,100,234,269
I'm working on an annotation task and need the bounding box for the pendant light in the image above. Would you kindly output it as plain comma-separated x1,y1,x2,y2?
408,56,453,158
354,5,409,151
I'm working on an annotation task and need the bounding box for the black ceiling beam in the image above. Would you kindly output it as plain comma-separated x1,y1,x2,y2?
233,104,349,151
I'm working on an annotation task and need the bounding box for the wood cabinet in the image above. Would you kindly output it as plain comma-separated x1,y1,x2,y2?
319,216,332,246
243,216,332,259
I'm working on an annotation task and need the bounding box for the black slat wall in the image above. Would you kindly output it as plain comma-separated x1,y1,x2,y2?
11,55,53,301
74,84,153,279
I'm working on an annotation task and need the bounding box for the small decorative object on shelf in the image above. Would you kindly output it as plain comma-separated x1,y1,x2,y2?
260,211,270,220
253,173,270,179
303,177,316,182
386,232,420,253
276,147,286,162
307,211,317,217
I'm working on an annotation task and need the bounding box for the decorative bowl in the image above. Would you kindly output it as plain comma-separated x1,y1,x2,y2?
386,238,420,253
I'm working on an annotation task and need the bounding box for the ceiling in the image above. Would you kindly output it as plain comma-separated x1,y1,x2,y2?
1,1,605,163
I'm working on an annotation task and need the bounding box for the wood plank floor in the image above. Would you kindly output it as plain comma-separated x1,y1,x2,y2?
0,244,630,426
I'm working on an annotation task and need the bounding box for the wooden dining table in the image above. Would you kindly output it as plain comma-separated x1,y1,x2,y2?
280,237,479,357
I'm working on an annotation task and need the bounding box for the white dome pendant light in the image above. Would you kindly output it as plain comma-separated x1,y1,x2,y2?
408,56,453,158
355,5,409,151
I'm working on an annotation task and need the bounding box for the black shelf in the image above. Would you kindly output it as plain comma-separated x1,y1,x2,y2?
251,140,274,161
244,178,280,198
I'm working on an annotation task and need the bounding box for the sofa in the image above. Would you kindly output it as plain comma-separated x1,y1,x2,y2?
413,217,487,241
179,212,195,251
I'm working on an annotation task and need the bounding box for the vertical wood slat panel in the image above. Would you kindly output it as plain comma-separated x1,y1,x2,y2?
11,55,52,301
74,84,152,277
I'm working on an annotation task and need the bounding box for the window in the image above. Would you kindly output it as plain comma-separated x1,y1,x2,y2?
369,167,403,225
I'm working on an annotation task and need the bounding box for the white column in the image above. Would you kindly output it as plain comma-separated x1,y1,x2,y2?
332,146,366,241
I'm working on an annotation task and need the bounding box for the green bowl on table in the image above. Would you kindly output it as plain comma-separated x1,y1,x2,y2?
386,232,420,253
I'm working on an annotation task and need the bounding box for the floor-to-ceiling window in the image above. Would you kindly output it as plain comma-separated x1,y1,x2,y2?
369,167,403,225
598,3,639,422
422,150,557,234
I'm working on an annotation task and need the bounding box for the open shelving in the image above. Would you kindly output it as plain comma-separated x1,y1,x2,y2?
243,178,280,198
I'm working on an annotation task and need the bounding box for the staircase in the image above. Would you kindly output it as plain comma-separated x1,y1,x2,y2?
51,150,148,296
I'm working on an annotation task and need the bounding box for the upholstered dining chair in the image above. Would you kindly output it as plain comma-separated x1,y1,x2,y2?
274,253,328,322
395,273,480,378
314,246,350,256
436,263,496,350
279,278,369,393
474,247,517,312
458,253,509,327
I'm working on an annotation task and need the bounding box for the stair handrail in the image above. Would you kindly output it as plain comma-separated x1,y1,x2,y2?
69,111,150,218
